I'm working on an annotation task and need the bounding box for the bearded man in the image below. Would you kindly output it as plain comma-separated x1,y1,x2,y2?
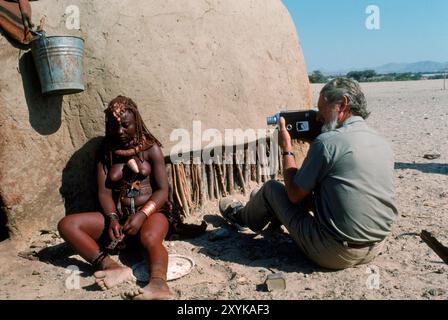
219,78,398,270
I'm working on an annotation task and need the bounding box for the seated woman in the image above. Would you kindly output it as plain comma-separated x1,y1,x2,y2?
58,95,171,300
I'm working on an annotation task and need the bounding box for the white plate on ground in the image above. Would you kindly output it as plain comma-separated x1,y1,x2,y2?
132,254,195,282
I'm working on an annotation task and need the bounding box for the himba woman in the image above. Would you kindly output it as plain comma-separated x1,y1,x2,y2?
58,95,172,300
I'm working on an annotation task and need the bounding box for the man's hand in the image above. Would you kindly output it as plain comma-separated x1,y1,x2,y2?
279,117,293,152
108,219,123,241
278,117,310,204
123,212,146,235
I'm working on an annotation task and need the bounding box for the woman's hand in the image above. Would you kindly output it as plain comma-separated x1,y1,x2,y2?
123,212,147,235
108,219,123,241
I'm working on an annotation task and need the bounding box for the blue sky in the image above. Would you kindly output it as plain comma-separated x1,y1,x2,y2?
282,0,448,72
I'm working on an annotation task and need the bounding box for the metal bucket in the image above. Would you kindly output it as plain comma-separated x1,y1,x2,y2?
31,35,85,95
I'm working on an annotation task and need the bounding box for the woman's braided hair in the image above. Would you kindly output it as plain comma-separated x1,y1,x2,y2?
104,95,162,161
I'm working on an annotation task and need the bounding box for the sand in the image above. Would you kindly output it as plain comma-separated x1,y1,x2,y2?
0,79,447,300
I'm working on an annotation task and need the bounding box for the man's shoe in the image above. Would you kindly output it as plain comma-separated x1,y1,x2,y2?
218,197,248,232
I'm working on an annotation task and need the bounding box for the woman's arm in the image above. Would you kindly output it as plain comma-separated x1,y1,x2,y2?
97,161,116,215
97,160,123,240
138,144,168,217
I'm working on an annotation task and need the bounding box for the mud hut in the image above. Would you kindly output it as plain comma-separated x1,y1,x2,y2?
0,0,311,241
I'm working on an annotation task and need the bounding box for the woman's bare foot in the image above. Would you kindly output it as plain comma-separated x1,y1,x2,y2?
123,278,172,300
94,257,136,290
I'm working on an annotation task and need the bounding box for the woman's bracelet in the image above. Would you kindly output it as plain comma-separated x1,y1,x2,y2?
139,201,157,219
106,212,119,220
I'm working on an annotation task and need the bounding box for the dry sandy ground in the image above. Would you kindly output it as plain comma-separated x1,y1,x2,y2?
0,79,447,300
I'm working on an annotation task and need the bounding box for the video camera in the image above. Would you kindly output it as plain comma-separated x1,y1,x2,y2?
266,109,323,141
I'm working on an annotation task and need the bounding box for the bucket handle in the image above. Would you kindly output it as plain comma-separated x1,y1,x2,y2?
33,32,54,84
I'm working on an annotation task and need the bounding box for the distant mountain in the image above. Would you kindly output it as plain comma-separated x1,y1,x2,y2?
316,61,448,76
375,61,448,74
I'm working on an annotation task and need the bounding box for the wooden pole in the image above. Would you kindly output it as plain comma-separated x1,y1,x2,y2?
226,163,233,194
176,164,190,216
191,164,200,209
207,163,214,200
444,70,446,90
200,163,207,209
183,164,193,208
172,164,184,216
196,164,201,207
222,154,227,193
244,147,250,185
166,164,174,203
215,163,226,197
214,164,220,199
236,163,246,195
184,163,193,206
252,164,257,183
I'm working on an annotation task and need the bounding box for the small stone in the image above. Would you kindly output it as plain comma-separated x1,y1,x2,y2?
265,273,286,291
32,270,40,276
423,153,441,160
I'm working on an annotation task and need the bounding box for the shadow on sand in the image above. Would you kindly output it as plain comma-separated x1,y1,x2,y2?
180,214,335,292
395,162,448,175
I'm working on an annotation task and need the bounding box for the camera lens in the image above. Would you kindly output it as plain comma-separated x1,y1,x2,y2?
266,115,278,125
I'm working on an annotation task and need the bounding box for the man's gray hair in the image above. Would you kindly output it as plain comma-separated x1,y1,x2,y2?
320,78,370,119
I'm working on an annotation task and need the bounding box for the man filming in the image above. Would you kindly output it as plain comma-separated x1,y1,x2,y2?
219,77,398,270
